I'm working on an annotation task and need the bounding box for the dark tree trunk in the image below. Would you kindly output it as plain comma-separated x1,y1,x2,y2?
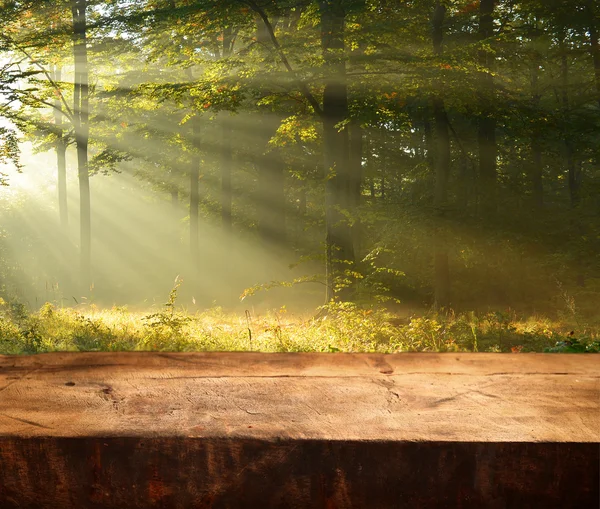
423,118,434,171
364,134,375,200
530,43,543,209
457,153,469,213
530,136,543,209
560,40,585,287
560,44,581,209
298,182,307,218
295,180,307,249
190,120,200,264
319,0,353,302
52,66,68,229
57,138,68,228
258,148,286,246
589,11,600,108
477,0,497,219
433,97,451,310
254,17,286,247
221,116,232,233
432,2,451,310
72,0,91,293
588,8,600,217
220,28,233,233
349,121,363,259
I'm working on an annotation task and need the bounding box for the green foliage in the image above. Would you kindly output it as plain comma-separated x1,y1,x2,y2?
0,0,599,334
0,298,597,356
544,334,600,353
139,277,193,351
0,127,22,183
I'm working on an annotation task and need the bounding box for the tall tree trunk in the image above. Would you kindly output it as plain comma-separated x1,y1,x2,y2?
587,7,600,218
530,41,543,209
349,121,363,259
456,152,469,213
432,2,451,310
477,0,497,219
560,43,581,209
221,28,233,233
423,118,434,171
190,120,200,264
72,0,90,293
589,8,600,108
433,97,451,309
221,116,232,233
52,65,68,229
561,40,585,287
295,179,307,250
254,17,286,248
258,146,286,246
319,0,353,302
530,136,543,209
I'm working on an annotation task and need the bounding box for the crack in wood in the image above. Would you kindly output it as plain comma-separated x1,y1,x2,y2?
0,412,53,430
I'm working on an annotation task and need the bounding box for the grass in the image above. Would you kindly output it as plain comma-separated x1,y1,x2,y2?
0,298,598,355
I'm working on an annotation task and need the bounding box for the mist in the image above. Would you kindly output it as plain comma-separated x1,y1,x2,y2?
0,141,322,312
0,0,599,336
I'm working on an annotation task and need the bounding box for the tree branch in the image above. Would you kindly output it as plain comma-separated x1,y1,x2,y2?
243,0,323,117
0,34,75,123
38,99,74,120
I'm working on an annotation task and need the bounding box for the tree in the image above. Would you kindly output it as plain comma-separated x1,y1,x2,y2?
431,0,451,310
71,0,91,291
477,0,497,219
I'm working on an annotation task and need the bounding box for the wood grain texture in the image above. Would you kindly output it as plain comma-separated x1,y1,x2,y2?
0,352,598,508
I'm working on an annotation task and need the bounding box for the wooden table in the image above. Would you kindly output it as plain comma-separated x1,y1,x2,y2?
0,352,598,508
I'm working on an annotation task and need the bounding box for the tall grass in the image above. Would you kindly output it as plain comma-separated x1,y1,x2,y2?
0,297,598,355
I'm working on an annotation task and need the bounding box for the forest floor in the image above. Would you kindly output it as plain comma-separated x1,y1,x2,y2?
0,299,599,355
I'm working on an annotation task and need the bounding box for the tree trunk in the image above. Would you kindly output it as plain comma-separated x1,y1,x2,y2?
220,29,233,233
589,9,600,108
254,17,286,248
190,120,200,264
560,44,581,209
423,118,434,172
560,40,585,287
295,180,307,249
349,121,363,259
432,2,451,310
319,0,353,302
588,8,600,217
258,147,286,246
530,137,543,209
52,66,68,229
456,152,470,213
433,97,451,310
221,116,232,232
477,0,497,219
530,43,543,209
72,0,91,293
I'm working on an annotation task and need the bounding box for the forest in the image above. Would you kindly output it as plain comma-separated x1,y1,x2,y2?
0,0,599,354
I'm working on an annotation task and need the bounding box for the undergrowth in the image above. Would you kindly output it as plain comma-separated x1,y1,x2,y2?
0,296,598,355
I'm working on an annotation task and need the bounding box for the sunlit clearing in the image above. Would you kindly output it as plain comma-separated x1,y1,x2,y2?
0,0,598,355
